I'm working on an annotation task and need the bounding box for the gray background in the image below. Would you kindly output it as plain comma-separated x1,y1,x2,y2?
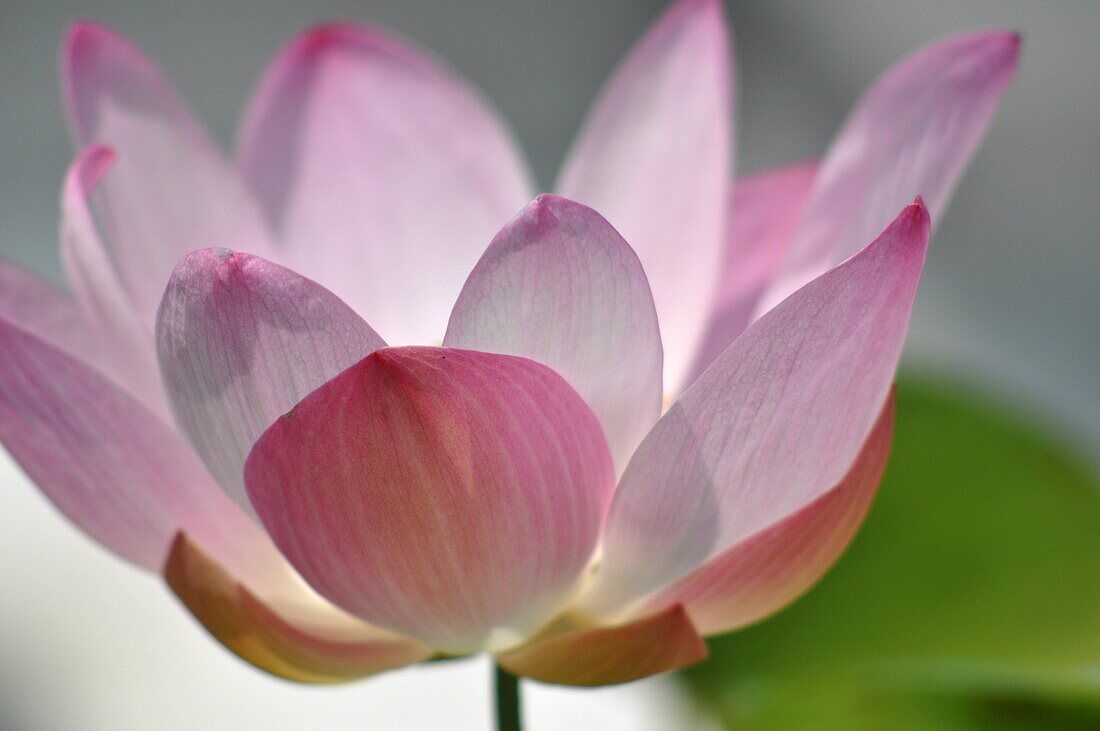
0,1,1096,728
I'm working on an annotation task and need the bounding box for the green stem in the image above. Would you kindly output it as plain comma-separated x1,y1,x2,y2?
494,663,522,731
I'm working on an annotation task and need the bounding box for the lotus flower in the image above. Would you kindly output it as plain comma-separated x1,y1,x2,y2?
0,0,1017,689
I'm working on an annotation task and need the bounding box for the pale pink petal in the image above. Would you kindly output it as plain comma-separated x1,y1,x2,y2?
156,249,385,520
0,316,285,594
60,144,169,419
495,604,706,686
580,202,929,617
755,31,1019,317
644,394,894,634
0,257,100,367
685,161,819,388
245,346,615,655
556,0,732,392
445,195,662,471
61,23,271,328
166,534,433,683
237,24,535,345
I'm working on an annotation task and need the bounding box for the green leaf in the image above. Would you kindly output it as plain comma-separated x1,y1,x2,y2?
682,374,1100,728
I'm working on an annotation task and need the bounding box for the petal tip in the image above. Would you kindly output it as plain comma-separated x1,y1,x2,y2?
211,246,236,263
984,28,1023,58
356,345,450,382
60,20,172,144
950,28,1023,80
293,23,363,57
516,195,567,236
895,199,932,249
531,192,561,207
908,197,932,230
61,22,108,97
177,246,239,267
264,24,395,86
282,22,426,71
63,20,114,55
61,20,139,72
168,248,254,288
66,144,117,197
528,194,615,227
163,529,194,580
975,29,1023,75
528,193,574,219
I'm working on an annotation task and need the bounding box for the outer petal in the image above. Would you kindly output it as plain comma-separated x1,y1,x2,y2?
156,249,386,518
237,24,535,345
581,202,929,617
0,257,100,367
165,534,433,683
61,23,271,327
445,195,662,471
245,346,616,655
644,393,894,635
495,605,707,687
61,144,169,419
754,31,1019,317
0,316,284,594
685,161,818,387
556,0,732,393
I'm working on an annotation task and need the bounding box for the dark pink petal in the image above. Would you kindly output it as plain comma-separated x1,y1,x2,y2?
237,24,534,345
644,394,893,634
60,145,169,419
245,347,615,654
61,23,271,327
156,250,385,519
166,534,433,683
685,161,818,388
0,257,100,368
581,202,929,617
445,195,662,471
0,316,285,593
755,31,1020,316
495,604,707,686
557,0,733,391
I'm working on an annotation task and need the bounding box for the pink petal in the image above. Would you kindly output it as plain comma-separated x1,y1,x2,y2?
495,604,707,687
245,346,615,654
237,24,535,345
685,161,819,388
581,202,929,617
156,249,386,520
445,195,662,471
556,0,733,392
755,31,1019,317
60,145,170,419
644,394,894,635
0,257,100,368
166,534,433,683
0,316,286,594
61,23,271,328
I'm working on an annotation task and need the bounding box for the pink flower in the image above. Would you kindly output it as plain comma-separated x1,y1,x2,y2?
0,0,1017,686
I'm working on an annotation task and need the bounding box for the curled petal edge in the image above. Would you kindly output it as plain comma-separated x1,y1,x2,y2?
164,533,433,684
495,604,707,687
